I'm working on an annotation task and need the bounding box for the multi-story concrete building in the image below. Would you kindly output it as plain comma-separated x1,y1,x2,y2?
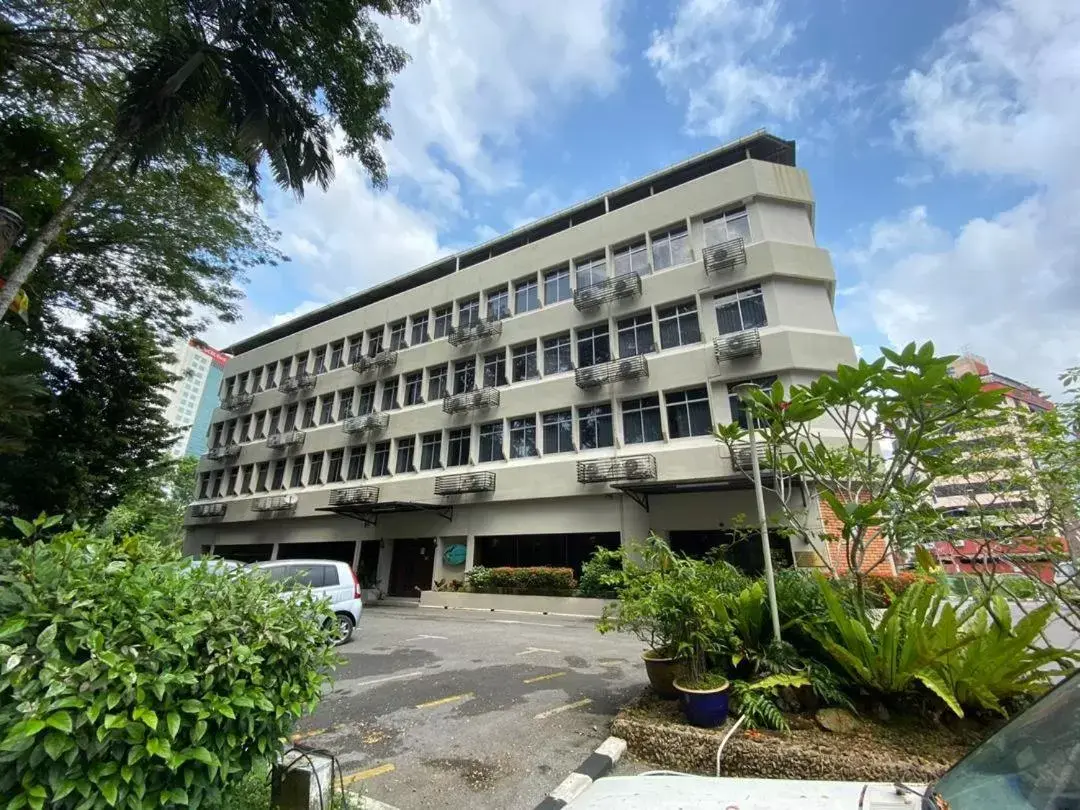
183,130,856,598
162,339,229,458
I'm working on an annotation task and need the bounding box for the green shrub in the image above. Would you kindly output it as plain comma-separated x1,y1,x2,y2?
484,566,576,593
578,548,625,598
464,565,491,592
0,531,338,809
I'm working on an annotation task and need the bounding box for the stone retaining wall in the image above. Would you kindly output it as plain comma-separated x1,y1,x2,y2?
419,590,615,617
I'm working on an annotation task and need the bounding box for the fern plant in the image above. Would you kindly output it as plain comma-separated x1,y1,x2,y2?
730,673,811,730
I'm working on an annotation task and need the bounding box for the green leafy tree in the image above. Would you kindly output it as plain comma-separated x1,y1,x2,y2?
100,456,198,545
0,319,175,522
715,342,1006,619
0,0,425,314
0,326,45,454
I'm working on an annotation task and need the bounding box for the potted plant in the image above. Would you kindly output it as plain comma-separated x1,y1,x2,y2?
669,561,733,727
597,538,688,698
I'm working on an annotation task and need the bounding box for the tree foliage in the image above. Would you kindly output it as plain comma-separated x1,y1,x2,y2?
100,456,198,546
0,319,175,522
0,326,45,455
0,530,337,809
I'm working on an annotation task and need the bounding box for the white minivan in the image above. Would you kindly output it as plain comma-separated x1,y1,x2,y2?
253,559,362,645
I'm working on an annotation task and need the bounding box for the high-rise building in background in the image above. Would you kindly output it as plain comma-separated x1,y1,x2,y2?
161,339,229,458
184,130,858,595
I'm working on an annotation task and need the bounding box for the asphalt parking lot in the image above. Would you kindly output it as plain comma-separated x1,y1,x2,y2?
292,604,648,809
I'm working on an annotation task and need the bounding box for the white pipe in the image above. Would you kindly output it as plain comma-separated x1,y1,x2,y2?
716,714,748,776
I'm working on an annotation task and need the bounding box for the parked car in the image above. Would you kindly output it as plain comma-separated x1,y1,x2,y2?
567,669,1080,808
252,559,362,645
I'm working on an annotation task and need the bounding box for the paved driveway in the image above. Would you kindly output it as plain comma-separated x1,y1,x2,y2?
293,605,647,809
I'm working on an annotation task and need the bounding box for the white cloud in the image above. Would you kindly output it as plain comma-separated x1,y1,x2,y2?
850,0,1080,392
646,0,829,139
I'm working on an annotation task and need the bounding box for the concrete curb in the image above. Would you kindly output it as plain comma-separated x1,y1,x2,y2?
533,736,627,809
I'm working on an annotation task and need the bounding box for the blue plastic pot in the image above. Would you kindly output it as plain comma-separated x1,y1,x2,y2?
673,678,730,728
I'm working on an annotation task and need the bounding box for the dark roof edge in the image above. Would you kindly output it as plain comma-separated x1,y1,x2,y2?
224,129,794,355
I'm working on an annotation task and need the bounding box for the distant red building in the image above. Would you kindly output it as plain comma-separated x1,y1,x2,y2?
932,539,1056,584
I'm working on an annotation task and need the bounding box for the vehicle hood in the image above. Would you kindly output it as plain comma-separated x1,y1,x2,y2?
566,775,926,809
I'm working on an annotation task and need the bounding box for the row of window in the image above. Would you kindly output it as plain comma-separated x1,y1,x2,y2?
221,208,754,399
211,289,768,447
198,379,775,500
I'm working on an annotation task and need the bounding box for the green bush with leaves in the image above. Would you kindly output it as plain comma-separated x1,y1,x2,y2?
578,547,625,598
483,566,576,593
0,531,338,809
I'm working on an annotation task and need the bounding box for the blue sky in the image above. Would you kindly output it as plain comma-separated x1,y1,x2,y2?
206,0,1080,393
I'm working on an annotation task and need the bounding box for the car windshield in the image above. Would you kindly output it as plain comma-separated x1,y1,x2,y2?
929,672,1080,810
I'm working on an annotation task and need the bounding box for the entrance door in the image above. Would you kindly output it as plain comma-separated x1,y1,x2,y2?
389,538,436,598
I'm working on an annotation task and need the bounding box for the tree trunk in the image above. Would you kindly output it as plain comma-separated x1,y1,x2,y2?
0,138,127,316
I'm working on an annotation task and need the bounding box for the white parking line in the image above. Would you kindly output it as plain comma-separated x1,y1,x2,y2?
353,670,424,688
534,698,592,720
515,647,561,656
493,619,564,628
403,634,448,642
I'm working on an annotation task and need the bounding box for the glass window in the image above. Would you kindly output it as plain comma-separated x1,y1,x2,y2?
272,460,287,490
283,403,298,431
224,419,236,444
366,328,384,357
651,225,691,270
388,320,407,351
483,350,507,387
623,396,662,444
433,305,452,338
237,372,249,394
715,285,767,334
479,421,504,462
404,371,423,406
410,312,429,345
254,411,268,440
326,449,344,483
575,253,606,289
337,389,354,421
544,265,571,304
509,416,537,459
198,472,211,499
319,395,334,425
381,378,399,411
579,405,613,450
371,441,391,477
238,415,251,442
704,206,751,245
453,359,475,394
265,362,278,389
447,428,470,467
613,240,649,277
396,437,416,473
329,341,344,370
301,398,317,429
511,342,538,382
294,353,309,375
658,301,701,349
666,387,713,438
211,470,224,498
357,384,375,415
307,452,323,486
487,285,510,320
420,432,442,470
543,333,573,375
347,334,363,364
251,369,264,393
458,296,480,327
428,364,449,400
577,324,611,368
240,465,253,494
211,423,223,447
312,348,327,374
728,376,777,430
289,458,305,488
617,312,654,358
514,277,540,313
542,410,573,454
346,446,366,480
255,462,269,492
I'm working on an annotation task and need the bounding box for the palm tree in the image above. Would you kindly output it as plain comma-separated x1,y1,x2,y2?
0,0,423,316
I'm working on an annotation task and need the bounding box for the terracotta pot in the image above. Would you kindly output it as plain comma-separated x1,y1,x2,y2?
642,651,686,699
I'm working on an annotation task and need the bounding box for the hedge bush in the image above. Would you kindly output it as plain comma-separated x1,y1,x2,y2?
0,532,338,810
578,548,625,598
465,566,576,594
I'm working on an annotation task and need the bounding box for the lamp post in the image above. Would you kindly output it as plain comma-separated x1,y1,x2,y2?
734,383,782,642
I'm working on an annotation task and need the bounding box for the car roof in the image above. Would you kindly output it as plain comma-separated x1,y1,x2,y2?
253,559,347,567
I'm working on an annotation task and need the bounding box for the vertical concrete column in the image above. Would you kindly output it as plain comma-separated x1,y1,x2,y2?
270,542,280,561
464,535,476,570
376,539,394,595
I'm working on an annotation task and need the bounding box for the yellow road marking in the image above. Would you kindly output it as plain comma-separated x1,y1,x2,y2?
416,692,473,709
523,671,567,684
534,698,592,720
342,763,395,786
290,728,327,742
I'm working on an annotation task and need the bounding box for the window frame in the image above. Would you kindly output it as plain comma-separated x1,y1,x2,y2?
433,305,452,338
613,239,650,277
514,276,540,314
357,384,375,415
371,441,391,477
703,206,751,246
329,341,344,370
483,350,508,388
509,415,538,459
404,371,424,406
665,387,713,439
650,224,691,271
617,312,655,358
419,432,442,470
511,342,539,382
542,409,574,454
410,312,430,345
578,404,614,450
337,389,354,421
658,300,702,349
428,364,449,400
388,319,407,351
478,420,504,463
380,378,399,411
396,437,416,474
301,398,317,429
346,446,366,480
272,460,287,490
728,376,778,430
453,358,475,394
714,285,767,335
366,329,384,357
312,348,327,375
326,449,344,483
319,395,334,425
486,285,511,320
576,323,612,368
446,428,470,467
622,395,663,444
307,452,323,486
575,253,607,290
458,296,480,327
543,333,573,375
544,265,572,305
289,458,305,488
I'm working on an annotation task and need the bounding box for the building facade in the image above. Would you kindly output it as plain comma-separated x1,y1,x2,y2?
162,339,229,458
183,131,857,598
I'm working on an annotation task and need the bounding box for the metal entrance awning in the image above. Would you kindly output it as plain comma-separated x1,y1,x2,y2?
612,473,792,512
315,500,453,526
